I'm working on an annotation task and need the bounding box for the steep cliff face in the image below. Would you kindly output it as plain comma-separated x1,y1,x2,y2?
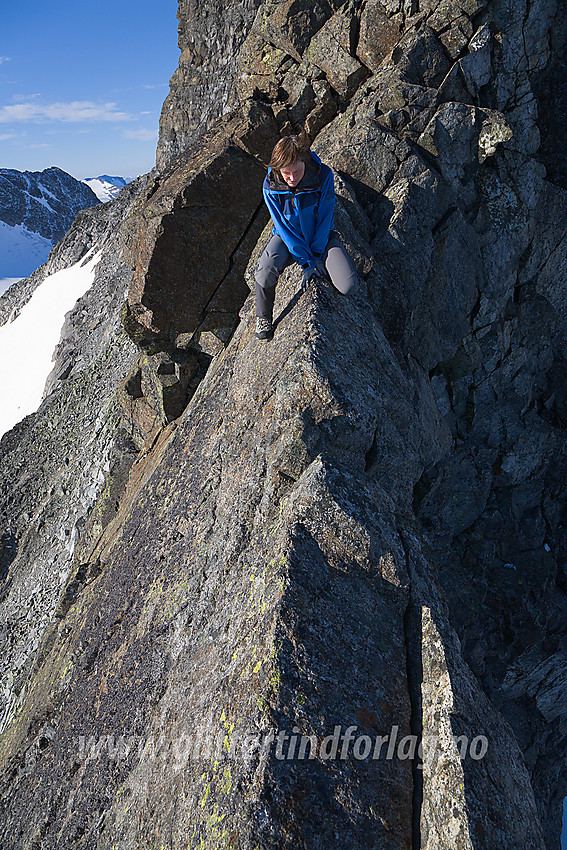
156,0,265,167
1,1,566,848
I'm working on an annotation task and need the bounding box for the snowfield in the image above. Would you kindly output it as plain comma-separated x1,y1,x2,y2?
0,249,101,438
0,221,53,278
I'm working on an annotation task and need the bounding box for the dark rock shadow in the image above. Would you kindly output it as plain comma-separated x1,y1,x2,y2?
0,529,17,596
402,533,548,848
335,171,395,236
256,519,414,850
273,287,304,331
532,0,567,189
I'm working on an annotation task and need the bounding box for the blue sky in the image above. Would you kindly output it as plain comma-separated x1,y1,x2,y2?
0,0,178,180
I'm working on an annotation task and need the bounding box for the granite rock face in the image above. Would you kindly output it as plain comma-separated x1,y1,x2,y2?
0,166,98,242
1,0,567,848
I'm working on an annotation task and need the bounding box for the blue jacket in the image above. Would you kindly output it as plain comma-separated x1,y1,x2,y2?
262,151,335,268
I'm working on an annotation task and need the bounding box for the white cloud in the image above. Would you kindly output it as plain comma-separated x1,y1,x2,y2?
12,93,41,102
0,101,133,124
122,128,157,141
0,132,16,141
0,57,11,64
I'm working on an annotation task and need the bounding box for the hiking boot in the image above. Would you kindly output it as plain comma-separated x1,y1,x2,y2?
255,316,273,340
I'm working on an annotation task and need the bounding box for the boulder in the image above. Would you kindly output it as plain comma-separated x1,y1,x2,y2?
460,24,493,97
391,26,452,88
438,16,473,59
417,102,512,187
304,9,370,100
251,0,336,61
356,0,401,72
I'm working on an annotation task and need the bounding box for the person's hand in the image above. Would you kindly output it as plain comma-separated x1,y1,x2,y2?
301,264,318,292
315,259,328,281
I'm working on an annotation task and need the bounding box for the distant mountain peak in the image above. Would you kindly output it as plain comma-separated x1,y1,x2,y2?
0,166,98,277
83,175,134,203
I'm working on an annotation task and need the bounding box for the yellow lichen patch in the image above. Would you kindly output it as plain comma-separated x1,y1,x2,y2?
269,670,281,695
200,783,210,808
207,803,225,826
220,712,235,755
93,636,130,717
135,576,165,639
221,766,232,795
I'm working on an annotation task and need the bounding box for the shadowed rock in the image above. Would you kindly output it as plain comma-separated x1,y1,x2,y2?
124,122,269,350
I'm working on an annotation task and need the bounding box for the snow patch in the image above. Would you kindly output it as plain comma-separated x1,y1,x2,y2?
0,249,101,438
32,194,56,212
0,221,52,278
37,181,62,203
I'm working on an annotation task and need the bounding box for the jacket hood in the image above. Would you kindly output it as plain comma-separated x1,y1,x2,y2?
268,151,322,191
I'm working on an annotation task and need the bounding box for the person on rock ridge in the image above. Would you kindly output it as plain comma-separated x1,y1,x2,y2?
255,129,359,340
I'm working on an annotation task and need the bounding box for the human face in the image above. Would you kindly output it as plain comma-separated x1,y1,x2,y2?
280,159,305,188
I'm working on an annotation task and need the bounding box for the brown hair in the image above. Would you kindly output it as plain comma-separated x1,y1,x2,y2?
269,129,312,181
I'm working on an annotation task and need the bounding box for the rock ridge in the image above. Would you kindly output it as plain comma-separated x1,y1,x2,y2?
0,0,566,847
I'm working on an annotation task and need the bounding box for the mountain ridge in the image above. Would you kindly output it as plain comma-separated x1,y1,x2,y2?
0,0,566,847
0,166,98,277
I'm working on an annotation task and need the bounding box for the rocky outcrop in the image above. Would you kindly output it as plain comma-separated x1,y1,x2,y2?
0,0,566,847
124,119,269,351
156,0,265,167
0,167,98,242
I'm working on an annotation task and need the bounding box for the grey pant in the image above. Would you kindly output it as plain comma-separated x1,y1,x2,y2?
255,230,358,319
